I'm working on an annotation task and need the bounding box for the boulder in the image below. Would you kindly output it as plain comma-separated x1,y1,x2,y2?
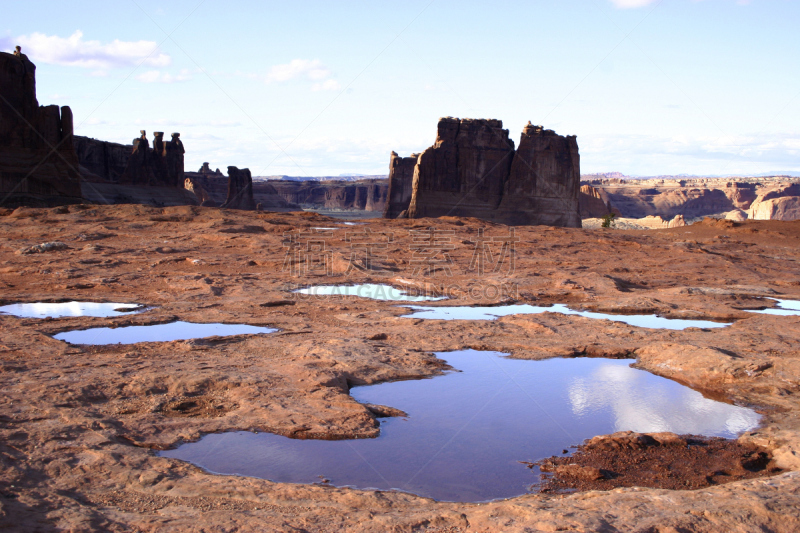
668,214,686,228
0,51,83,207
725,208,748,221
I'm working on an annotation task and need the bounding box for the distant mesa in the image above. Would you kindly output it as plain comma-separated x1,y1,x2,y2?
386,118,581,227
0,50,83,207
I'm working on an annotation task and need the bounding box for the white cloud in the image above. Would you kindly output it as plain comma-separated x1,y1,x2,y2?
136,69,192,84
264,58,340,91
609,0,658,8
311,79,341,92
13,30,170,69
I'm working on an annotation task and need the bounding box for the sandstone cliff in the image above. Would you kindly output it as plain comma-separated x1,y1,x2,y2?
384,152,419,218
74,136,130,182
0,51,83,207
579,184,620,218
497,123,580,226
270,179,387,211
406,118,516,221
396,118,581,227
184,165,294,210
748,183,800,221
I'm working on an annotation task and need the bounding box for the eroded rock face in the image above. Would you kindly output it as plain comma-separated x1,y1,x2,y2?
407,117,516,221
399,118,580,226
749,184,800,221
221,166,257,210
74,136,131,182
0,51,83,207
119,131,184,188
498,123,581,226
270,179,387,211
384,152,419,218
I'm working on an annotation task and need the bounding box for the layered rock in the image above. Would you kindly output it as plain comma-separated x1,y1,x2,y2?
270,179,387,211
384,151,419,218
73,136,130,182
749,184,800,220
497,123,581,226
119,131,184,188
185,166,296,210
396,118,581,226
0,51,83,207
579,184,620,218
221,166,257,210
407,117,516,220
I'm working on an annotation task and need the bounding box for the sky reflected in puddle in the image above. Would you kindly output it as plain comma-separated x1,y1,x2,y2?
0,301,146,318
296,284,446,302
401,304,731,330
53,321,277,345
161,351,758,502
751,298,800,316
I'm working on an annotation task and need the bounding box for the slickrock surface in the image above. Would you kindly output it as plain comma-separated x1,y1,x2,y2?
0,52,83,207
1,206,800,531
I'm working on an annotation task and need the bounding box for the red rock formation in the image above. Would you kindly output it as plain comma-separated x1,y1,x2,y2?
269,179,387,211
401,118,580,227
0,51,83,207
407,117,515,220
384,151,419,218
221,166,257,210
748,184,800,220
579,184,616,218
119,130,184,188
73,136,130,182
497,123,580,227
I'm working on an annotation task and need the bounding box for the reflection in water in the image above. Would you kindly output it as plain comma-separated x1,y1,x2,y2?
751,298,800,316
567,363,758,436
402,304,731,330
296,284,446,302
53,321,277,345
0,301,145,318
161,351,758,503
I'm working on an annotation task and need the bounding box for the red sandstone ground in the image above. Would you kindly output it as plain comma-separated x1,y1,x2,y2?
1,204,800,532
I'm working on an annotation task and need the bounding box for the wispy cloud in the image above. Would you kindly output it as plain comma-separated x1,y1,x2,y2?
609,0,658,8
264,58,339,91
136,68,192,84
10,30,170,69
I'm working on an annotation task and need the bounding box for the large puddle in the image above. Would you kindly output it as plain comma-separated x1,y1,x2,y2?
0,301,145,319
401,304,731,330
53,321,277,345
161,350,759,502
296,284,446,302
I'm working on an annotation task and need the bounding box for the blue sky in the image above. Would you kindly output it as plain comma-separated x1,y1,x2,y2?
3,0,799,177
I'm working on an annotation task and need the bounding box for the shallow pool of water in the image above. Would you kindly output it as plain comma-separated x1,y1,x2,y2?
161,350,758,502
751,298,800,316
53,321,277,345
0,301,145,318
296,284,446,302
401,304,731,330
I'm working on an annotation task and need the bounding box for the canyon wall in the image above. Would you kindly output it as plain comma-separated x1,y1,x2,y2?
184,164,295,210
74,136,130,182
584,177,800,221
391,118,581,227
269,179,387,211
0,51,83,207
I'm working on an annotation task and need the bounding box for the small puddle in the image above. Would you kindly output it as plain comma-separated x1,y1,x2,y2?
0,301,146,318
402,304,731,330
53,321,277,345
751,298,800,316
296,284,446,302
161,350,759,502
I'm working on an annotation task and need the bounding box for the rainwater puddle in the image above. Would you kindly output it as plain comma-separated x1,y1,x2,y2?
0,301,146,318
53,321,277,345
751,299,800,316
161,350,758,503
402,304,731,330
296,284,446,302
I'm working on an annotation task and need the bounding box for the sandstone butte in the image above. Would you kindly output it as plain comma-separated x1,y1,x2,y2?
386,118,581,227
